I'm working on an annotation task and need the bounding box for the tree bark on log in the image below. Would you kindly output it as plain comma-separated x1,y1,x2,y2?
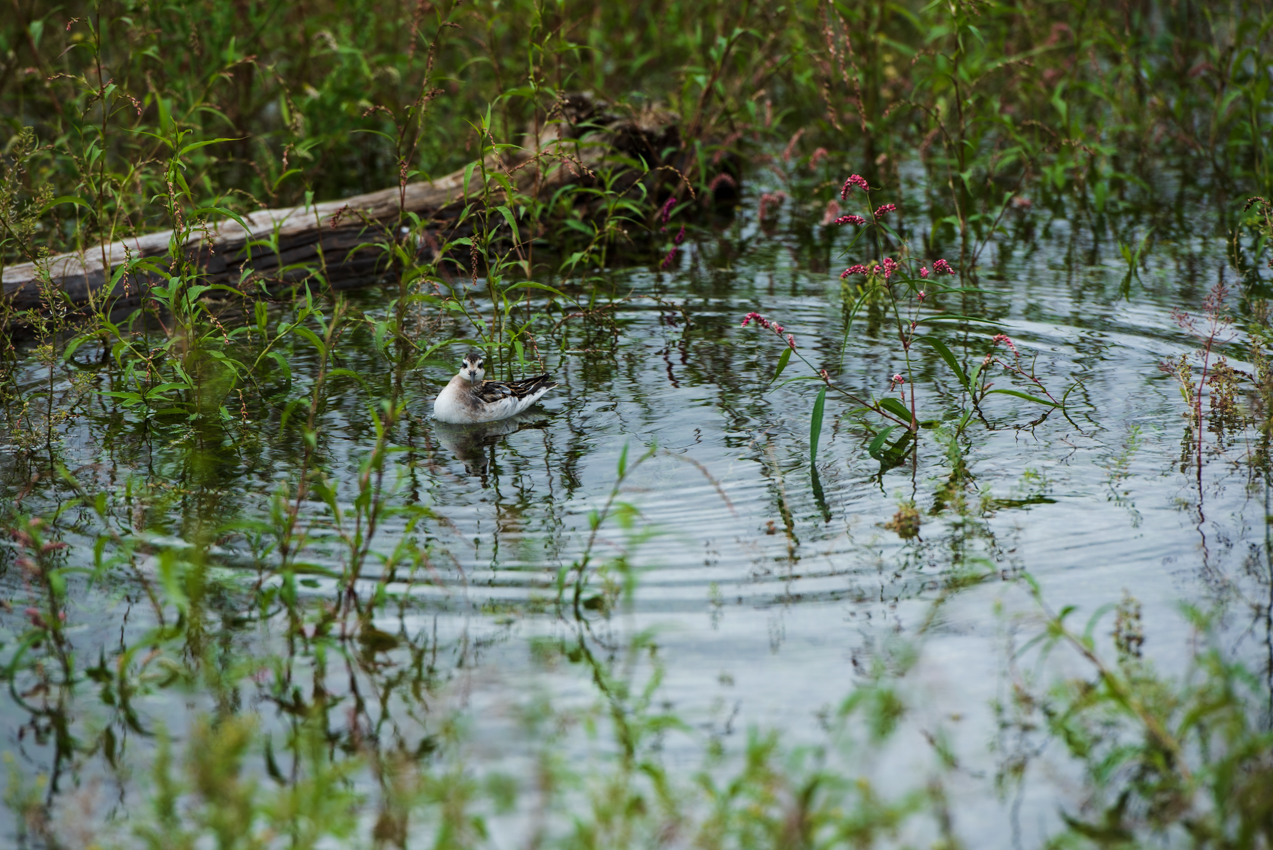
2,95,699,315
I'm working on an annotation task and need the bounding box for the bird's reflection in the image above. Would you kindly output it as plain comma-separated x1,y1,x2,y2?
433,412,548,483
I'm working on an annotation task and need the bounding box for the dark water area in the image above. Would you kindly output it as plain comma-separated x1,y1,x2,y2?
2,161,1270,847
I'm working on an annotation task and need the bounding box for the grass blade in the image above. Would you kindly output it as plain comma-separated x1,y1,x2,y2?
810,387,826,467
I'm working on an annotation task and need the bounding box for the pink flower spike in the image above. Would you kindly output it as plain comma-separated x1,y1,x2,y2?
773,324,784,335
840,264,868,279
874,203,897,217
917,291,926,302
891,373,906,385
992,333,1019,355
659,196,675,223
919,266,929,278
834,214,866,226
741,312,761,327
674,225,685,245
840,173,870,199
933,258,956,275
661,247,678,269
787,334,796,349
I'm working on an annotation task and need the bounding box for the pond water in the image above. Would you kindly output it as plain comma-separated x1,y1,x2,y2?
2,165,1269,847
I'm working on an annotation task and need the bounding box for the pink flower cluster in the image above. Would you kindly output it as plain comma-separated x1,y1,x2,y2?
919,267,929,278
834,214,866,226
840,174,869,199
741,312,782,332
660,226,686,269
840,264,868,279
992,333,1018,355
707,173,737,194
741,312,796,348
758,191,788,223
874,203,897,217
659,196,675,224
872,257,899,279
933,258,955,275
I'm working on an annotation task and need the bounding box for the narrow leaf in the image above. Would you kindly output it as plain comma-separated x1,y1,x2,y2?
770,347,792,385
810,387,826,467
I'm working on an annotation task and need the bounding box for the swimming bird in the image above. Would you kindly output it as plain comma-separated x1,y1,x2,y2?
433,350,558,424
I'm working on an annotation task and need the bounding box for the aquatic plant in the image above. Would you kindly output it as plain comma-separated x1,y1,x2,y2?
744,174,1071,474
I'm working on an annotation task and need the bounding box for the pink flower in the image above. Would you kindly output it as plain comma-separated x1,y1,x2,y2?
919,266,929,278
758,191,788,223
933,258,956,275
890,374,906,386
917,291,926,302
840,173,869,199
787,334,796,349
834,214,866,226
661,247,678,269
882,257,898,276
874,203,897,217
674,225,685,245
707,173,737,194
821,199,842,225
809,147,830,169
659,197,675,223
840,264,868,279
741,312,773,330
992,333,1018,355
773,324,784,334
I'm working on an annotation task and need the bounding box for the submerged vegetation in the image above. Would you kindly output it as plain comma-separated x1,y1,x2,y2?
2,0,1273,848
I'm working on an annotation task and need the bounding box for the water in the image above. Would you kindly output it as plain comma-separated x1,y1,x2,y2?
2,168,1270,847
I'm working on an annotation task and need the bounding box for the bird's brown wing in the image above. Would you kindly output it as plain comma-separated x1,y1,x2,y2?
473,374,557,404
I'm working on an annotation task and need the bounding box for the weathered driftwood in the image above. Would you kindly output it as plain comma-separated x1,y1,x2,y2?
2,95,689,313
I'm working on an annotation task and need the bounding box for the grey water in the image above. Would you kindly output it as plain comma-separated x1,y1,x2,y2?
1,165,1269,847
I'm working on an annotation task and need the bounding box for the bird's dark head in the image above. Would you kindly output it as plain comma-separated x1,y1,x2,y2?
461,350,485,383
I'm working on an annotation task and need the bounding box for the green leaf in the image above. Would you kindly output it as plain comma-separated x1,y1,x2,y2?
503,281,566,298
867,426,898,460
178,137,243,157
879,397,913,423
770,347,792,385
496,205,521,244
810,387,826,467
39,195,92,215
985,388,1059,407
617,442,629,478
919,336,967,389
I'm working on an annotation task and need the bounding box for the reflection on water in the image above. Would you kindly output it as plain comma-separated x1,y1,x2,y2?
434,413,553,481
0,169,1270,847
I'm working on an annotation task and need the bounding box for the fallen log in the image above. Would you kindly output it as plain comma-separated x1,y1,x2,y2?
2,94,699,314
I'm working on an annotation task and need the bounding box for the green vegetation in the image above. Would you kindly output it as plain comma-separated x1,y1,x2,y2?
3,0,1273,848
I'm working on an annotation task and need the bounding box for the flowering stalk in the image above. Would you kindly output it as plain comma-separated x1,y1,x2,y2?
741,311,916,431
981,334,1059,405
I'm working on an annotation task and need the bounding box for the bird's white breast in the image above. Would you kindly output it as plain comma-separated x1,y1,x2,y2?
433,378,552,424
